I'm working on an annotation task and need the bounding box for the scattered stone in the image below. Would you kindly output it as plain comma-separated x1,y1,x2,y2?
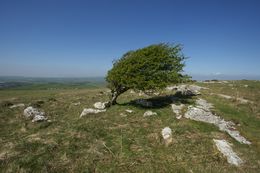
23,106,47,122
236,98,252,104
171,104,185,119
216,94,233,100
120,113,127,117
195,98,214,110
166,86,176,91
184,99,251,144
72,102,81,106
130,90,136,94
143,110,157,117
203,80,229,84
161,127,173,146
213,139,243,166
32,115,48,122
125,109,133,113
80,108,106,117
93,102,108,110
9,103,25,109
176,84,200,96
135,99,153,107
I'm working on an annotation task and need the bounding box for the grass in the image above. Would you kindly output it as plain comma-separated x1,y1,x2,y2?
0,81,260,172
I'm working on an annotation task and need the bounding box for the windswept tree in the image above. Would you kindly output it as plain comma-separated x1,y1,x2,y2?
106,43,188,106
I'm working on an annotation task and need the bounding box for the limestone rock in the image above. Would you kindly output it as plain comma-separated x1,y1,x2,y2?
32,115,48,122
93,102,108,110
143,110,157,117
125,109,133,113
161,127,173,146
184,99,251,145
9,103,25,109
213,139,243,166
80,108,106,117
23,106,47,122
171,104,185,119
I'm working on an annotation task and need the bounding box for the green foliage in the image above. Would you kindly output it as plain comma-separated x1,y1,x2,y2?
106,43,187,92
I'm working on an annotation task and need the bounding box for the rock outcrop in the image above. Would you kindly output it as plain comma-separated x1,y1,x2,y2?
23,106,47,122
184,99,251,144
80,108,106,118
161,127,173,146
143,110,157,117
171,104,185,119
213,139,243,166
93,102,108,110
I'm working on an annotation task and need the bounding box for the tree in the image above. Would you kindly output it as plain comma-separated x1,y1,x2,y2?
106,43,188,106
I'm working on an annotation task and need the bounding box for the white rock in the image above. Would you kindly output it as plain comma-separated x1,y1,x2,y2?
120,113,127,117
72,102,81,106
9,103,25,109
161,127,173,145
213,139,243,166
93,102,108,110
80,108,106,117
184,99,251,145
244,85,248,88
171,104,185,119
143,110,157,117
217,94,233,99
162,127,172,139
23,106,47,122
125,109,133,113
195,98,214,111
176,84,201,96
130,90,136,94
236,98,253,104
166,86,177,91
32,115,48,122
23,106,45,119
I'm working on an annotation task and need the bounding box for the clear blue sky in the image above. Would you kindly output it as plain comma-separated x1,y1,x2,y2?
0,0,260,79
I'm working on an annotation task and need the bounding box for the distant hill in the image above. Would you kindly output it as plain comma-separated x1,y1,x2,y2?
0,76,106,90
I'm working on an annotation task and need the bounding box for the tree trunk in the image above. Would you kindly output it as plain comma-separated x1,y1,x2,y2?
111,91,119,105
106,87,128,108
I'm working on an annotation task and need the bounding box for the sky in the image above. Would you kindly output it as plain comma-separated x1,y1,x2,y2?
0,0,260,79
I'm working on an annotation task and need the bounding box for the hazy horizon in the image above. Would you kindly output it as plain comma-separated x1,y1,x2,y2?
1,0,260,78
1,73,260,81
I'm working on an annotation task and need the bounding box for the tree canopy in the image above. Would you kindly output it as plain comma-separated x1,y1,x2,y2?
106,43,188,105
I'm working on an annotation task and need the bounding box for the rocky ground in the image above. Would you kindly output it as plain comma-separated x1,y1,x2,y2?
0,80,259,172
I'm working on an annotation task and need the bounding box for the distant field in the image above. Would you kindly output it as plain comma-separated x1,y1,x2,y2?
0,80,259,172
0,77,106,90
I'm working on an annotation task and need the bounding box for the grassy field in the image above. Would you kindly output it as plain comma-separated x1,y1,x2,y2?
0,80,259,172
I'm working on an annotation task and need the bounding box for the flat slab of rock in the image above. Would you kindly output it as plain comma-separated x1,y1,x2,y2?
32,115,48,122
9,103,25,109
171,104,185,119
23,106,47,122
213,139,243,166
93,102,108,110
143,110,157,117
167,84,208,96
161,127,173,146
184,99,251,145
125,109,133,113
80,108,106,117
